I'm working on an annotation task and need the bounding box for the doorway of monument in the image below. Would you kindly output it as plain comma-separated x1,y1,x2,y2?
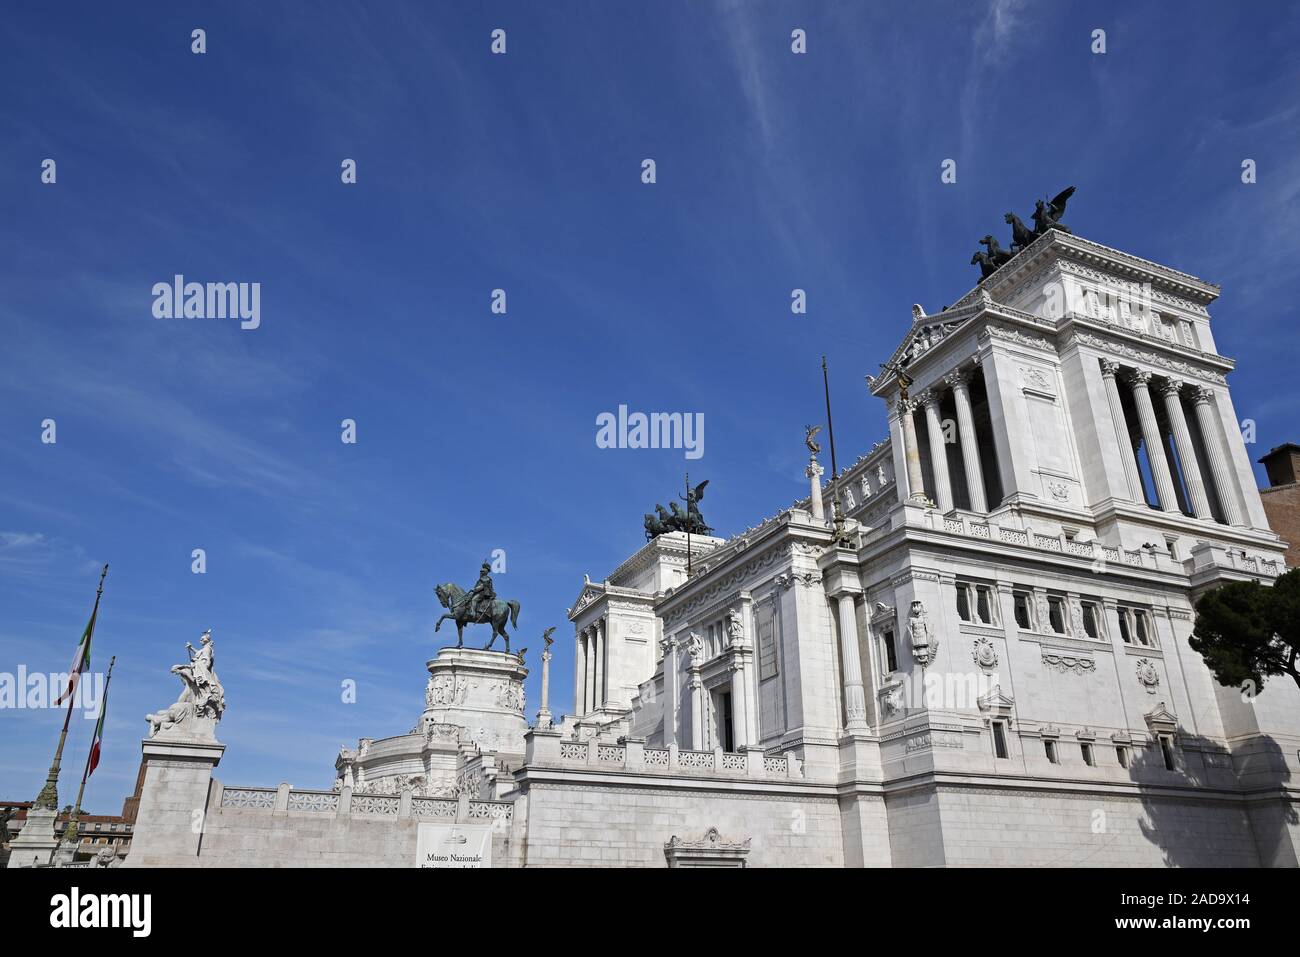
709,688,735,752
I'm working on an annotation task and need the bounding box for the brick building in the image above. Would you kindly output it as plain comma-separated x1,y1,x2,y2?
1259,443,1300,567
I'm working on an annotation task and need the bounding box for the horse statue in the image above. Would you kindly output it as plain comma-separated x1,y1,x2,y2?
970,249,998,280
434,582,521,652
1004,211,1035,251
979,234,1013,268
644,481,713,539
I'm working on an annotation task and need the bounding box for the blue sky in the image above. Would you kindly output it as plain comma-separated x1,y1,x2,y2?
2,1,1298,811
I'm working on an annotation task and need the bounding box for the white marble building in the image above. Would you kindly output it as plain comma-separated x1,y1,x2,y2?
106,229,1297,868
558,228,1297,866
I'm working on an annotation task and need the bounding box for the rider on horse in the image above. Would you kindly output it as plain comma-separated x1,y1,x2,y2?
465,562,495,620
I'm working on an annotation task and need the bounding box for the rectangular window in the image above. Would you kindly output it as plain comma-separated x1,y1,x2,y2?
1118,609,1133,644
1047,596,1066,634
956,584,972,622
882,629,898,673
1159,734,1176,771
1013,592,1032,630
1044,739,1058,764
991,721,1009,759
1117,745,1130,768
757,610,778,681
1081,743,1094,766
957,583,995,625
1081,601,1099,639
1135,610,1151,647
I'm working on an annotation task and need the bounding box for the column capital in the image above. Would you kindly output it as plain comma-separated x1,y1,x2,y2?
918,389,942,410
1158,378,1186,398
1190,386,1215,407
660,635,679,654
1127,368,1154,388
1099,358,1122,378
942,368,973,391
822,569,864,600
806,457,825,479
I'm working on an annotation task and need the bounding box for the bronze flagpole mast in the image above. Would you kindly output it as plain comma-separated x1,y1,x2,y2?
64,655,115,846
683,471,692,576
34,563,108,811
822,355,839,480
823,357,852,546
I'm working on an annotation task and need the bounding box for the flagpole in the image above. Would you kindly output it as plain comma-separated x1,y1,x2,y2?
821,355,839,479
33,563,107,812
64,655,115,846
684,472,692,577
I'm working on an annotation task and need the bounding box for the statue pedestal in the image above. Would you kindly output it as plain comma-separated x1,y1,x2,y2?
6,806,59,868
122,735,224,867
422,648,528,757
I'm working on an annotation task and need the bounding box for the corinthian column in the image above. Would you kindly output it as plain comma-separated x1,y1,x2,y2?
1099,360,1144,503
573,629,586,716
1191,387,1245,526
897,397,928,504
597,618,608,709
1127,370,1178,512
660,636,679,747
1160,379,1211,520
586,628,597,714
946,369,987,512
835,593,869,732
921,390,954,512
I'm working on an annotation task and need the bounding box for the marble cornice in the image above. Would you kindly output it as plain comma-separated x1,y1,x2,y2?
606,532,724,586
658,530,830,627
983,231,1220,306
1065,320,1234,380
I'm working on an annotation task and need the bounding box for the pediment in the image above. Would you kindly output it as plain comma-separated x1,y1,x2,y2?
1143,701,1178,732
977,684,1015,716
870,301,984,393
567,584,605,620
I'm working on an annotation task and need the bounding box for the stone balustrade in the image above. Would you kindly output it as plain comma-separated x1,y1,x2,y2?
926,510,1282,578
525,730,803,781
215,783,513,824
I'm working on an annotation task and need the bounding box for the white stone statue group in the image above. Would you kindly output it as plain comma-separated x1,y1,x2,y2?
146,630,226,739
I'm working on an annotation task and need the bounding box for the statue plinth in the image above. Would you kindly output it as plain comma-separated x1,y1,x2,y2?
423,647,529,756
5,806,59,869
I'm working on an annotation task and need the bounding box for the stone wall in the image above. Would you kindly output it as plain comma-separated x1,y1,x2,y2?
193,784,520,867
514,778,844,867
921,783,1260,867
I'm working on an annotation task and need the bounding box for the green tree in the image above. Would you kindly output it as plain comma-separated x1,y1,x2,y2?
1190,568,1300,692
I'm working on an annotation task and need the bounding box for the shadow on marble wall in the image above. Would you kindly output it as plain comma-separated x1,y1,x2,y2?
1130,731,1295,867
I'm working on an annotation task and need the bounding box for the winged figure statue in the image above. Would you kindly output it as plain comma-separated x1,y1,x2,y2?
1032,186,1076,236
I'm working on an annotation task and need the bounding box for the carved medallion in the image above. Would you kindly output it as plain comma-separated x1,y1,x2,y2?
971,637,999,670
1135,658,1161,693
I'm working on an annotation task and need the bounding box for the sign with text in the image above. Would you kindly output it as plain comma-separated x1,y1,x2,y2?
416,822,491,868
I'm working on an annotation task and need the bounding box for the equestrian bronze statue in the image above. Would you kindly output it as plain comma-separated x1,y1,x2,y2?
434,562,522,652
644,479,712,539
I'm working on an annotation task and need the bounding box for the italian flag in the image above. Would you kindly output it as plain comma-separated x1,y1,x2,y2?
55,568,105,707
87,675,111,777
